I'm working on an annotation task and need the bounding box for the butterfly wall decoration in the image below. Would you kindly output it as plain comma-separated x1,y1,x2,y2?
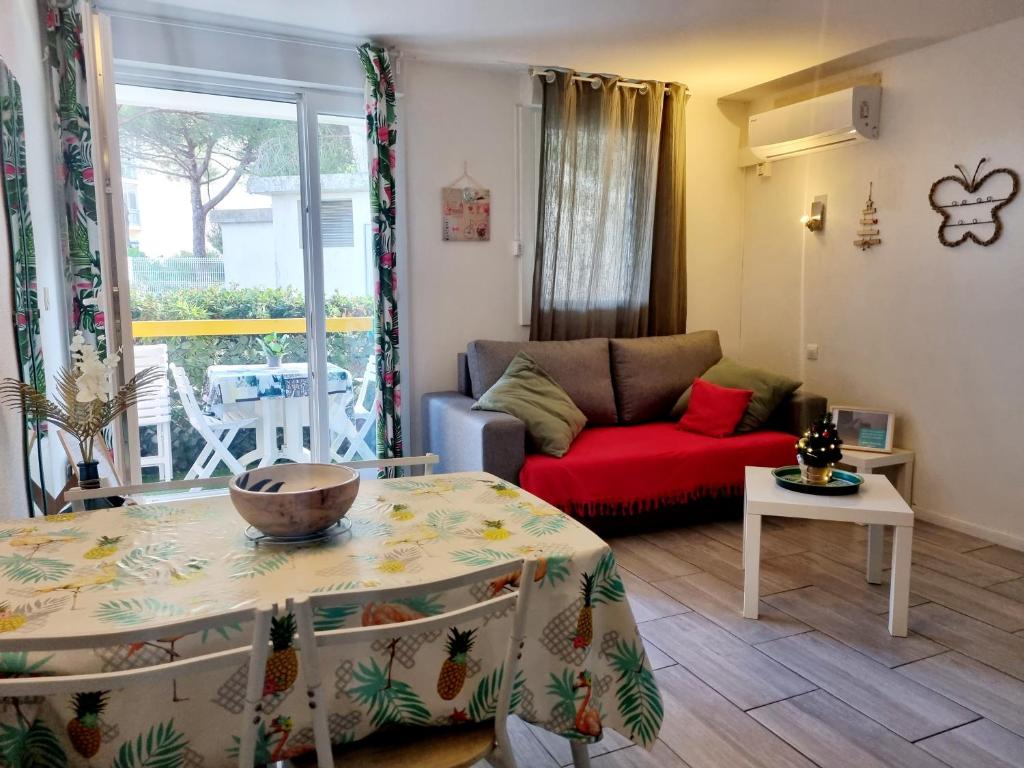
928,158,1019,247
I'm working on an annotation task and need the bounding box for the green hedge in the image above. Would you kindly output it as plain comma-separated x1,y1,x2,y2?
133,286,374,478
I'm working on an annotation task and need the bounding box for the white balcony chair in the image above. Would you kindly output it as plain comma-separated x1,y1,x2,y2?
133,343,173,481
169,364,259,480
0,604,274,768
292,557,536,768
65,454,440,510
330,355,376,462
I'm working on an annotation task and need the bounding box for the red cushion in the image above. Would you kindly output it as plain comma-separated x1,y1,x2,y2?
519,423,796,517
678,378,753,438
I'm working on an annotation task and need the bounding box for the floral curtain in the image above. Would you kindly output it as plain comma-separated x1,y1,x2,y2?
45,1,106,354
358,44,403,474
1,60,45,392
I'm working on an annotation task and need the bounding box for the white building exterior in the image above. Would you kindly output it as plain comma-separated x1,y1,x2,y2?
214,173,371,296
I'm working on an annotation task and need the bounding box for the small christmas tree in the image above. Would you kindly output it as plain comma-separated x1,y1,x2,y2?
796,414,843,483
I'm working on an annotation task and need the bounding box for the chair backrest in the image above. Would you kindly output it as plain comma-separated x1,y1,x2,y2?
170,364,207,429
293,558,536,766
134,344,171,426
0,604,274,768
354,355,376,415
341,453,439,475
64,455,442,509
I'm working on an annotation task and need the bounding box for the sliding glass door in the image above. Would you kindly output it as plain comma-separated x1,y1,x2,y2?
113,84,374,483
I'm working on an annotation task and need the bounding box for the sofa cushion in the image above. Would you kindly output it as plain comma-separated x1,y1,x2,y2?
671,357,801,432
608,330,722,424
519,423,797,517
472,353,586,457
467,338,617,425
678,379,753,438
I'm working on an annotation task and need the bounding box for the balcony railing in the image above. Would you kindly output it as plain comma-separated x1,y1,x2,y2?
132,316,373,337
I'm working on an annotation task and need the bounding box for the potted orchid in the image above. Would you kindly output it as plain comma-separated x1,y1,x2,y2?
0,332,161,505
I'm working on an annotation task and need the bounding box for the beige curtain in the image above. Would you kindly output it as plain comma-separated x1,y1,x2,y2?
531,71,687,340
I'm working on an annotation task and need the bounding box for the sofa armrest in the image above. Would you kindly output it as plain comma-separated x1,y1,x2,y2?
421,392,526,483
765,390,828,435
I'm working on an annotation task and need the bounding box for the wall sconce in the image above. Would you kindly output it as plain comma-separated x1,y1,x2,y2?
800,196,827,232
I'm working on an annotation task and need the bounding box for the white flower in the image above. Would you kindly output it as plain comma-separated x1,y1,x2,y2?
71,332,117,404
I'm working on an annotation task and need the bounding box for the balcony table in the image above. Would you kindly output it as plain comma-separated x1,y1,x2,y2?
202,361,352,465
0,472,662,765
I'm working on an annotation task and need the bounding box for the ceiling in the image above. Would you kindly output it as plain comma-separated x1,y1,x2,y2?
103,0,1024,98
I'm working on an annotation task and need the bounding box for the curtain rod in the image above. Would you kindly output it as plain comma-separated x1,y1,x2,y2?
530,67,689,96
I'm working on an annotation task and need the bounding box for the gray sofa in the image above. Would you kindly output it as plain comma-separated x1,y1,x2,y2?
422,331,827,486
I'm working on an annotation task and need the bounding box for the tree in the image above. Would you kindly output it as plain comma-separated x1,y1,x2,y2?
118,108,280,259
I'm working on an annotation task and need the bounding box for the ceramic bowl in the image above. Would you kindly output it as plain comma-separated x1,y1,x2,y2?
229,463,360,537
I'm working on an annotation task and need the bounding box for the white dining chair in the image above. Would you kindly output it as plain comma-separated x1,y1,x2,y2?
170,364,259,479
65,454,441,510
0,604,274,768
133,343,174,481
291,558,536,768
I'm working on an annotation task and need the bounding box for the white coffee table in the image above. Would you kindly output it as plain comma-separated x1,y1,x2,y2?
742,466,915,636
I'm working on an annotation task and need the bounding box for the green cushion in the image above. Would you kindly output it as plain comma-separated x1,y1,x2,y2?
472,352,586,457
670,357,801,432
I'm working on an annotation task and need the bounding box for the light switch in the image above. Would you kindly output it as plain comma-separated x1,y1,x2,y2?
806,344,819,360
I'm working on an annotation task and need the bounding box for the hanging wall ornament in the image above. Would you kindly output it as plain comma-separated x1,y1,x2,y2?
853,182,881,250
928,158,1019,247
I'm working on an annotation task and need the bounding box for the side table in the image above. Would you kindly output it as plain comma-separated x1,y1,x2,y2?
839,448,915,584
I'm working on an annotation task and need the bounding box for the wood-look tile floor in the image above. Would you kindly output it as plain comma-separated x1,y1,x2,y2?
482,516,1024,768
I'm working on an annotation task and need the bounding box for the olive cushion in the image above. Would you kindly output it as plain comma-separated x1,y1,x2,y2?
671,357,801,432
466,338,617,425
472,352,586,457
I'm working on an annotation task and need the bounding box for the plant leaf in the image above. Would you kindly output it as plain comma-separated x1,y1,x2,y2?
606,639,663,747
347,658,430,727
0,555,72,584
94,598,184,626
591,551,625,605
112,719,188,768
0,718,67,768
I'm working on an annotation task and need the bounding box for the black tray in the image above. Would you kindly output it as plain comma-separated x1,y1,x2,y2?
772,466,863,495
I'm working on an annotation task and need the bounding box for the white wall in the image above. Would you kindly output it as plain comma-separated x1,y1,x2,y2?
738,17,1024,545
401,60,529,450
685,96,747,356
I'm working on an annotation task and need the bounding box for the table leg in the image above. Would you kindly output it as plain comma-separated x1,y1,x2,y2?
259,400,277,467
742,511,762,619
889,524,913,637
283,398,300,462
866,524,885,584
569,740,591,768
896,458,914,503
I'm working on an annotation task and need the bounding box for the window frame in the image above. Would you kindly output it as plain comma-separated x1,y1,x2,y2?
92,21,411,478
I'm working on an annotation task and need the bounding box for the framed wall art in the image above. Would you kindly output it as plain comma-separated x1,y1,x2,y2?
831,406,896,453
442,164,490,241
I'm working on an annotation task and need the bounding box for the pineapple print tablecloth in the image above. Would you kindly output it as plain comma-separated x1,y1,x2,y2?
0,472,662,766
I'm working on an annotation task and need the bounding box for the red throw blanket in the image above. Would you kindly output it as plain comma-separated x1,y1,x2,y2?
519,422,797,517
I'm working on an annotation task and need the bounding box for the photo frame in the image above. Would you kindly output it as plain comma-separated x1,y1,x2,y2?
831,406,895,453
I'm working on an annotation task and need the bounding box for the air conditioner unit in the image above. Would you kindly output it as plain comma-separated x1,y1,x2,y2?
747,85,881,162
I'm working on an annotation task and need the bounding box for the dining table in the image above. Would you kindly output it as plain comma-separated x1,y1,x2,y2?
0,472,663,766
202,362,353,465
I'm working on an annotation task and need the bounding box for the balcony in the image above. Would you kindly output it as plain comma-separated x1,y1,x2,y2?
131,309,376,482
